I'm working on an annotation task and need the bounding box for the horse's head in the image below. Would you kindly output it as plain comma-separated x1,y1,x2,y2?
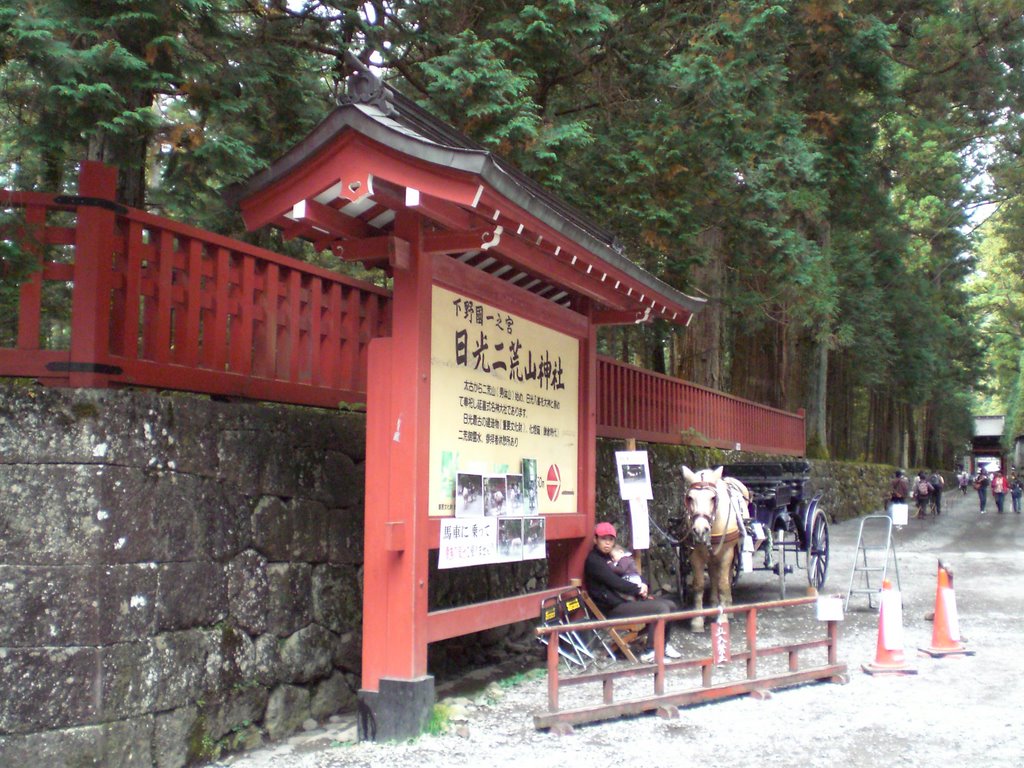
680,465,725,546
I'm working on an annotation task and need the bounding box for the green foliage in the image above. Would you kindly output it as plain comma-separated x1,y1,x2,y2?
496,667,544,689
0,210,40,346
1,0,1022,466
425,702,452,736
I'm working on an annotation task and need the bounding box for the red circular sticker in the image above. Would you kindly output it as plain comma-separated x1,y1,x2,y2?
546,464,561,502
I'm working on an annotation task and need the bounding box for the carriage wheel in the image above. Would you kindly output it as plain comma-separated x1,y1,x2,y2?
806,510,830,590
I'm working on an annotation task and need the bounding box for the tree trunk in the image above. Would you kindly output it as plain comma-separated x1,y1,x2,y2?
85,87,152,208
803,338,828,456
675,227,725,390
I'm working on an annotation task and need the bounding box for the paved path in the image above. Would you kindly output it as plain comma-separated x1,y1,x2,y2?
211,489,1024,767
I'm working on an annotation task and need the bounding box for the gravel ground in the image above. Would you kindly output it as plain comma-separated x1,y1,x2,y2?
211,490,1024,768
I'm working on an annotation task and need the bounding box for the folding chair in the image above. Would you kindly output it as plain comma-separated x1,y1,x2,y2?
576,591,640,663
538,594,595,670
538,588,617,670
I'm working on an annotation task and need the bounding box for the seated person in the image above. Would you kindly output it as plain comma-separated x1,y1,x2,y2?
610,544,643,592
584,522,681,661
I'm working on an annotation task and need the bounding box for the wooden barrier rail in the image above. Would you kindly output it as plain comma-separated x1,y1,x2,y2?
0,164,391,407
597,355,806,455
534,596,847,731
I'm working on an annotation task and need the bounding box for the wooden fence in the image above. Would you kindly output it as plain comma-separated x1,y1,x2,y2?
597,357,805,455
0,163,391,408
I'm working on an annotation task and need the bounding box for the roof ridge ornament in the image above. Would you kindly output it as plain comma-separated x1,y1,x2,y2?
340,69,397,116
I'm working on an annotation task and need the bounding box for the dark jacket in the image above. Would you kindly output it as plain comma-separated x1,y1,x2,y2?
584,547,643,614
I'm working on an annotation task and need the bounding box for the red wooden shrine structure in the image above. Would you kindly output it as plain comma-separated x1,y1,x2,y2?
225,75,714,736
0,73,805,738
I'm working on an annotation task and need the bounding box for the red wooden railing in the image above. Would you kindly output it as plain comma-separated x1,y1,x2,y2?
597,356,805,455
0,163,804,454
0,163,391,408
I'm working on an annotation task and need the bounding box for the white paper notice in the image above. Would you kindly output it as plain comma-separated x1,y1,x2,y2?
438,517,498,569
615,451,653,500
629,498,650,550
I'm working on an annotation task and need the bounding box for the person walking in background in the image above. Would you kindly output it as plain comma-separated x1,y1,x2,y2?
958,469,969,495
973,468,990,514
889,470,910,506
991,469,1009,514
912,471,933,519
927,469,945,515
1010,471,1023,514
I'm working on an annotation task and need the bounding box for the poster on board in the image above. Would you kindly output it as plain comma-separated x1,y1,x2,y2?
455,473,484,517
615,450,653,500
522,517,546,560
438,517,499,568
484,475,508,516
496,517,524,562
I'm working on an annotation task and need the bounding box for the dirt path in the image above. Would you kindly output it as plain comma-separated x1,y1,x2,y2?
213,490,1024,767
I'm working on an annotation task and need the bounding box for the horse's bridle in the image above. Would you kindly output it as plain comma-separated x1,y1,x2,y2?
685,480,720,534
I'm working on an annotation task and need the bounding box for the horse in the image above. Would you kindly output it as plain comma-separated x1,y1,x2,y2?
679,465,750,631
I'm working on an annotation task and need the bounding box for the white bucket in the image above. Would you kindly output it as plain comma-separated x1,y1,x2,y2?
816,595,844,622
890,502,909,526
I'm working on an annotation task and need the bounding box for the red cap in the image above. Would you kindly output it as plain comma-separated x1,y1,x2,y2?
594,522,617,538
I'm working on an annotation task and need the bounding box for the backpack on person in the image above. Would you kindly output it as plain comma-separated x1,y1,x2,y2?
916,478,931,497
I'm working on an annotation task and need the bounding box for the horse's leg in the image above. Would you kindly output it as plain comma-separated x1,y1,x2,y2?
690,549,707,632
707,555,720,607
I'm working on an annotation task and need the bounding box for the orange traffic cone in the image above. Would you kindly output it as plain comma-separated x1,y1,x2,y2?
862,579,917,675
919,561,976,658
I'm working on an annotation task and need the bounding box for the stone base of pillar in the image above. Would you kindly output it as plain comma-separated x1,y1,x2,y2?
357,675,435,742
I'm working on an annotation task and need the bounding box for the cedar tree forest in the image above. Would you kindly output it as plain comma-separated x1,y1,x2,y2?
2,1,1023,469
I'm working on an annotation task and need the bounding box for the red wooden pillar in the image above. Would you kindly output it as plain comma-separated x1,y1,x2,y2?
358,210,434,740
68,161,118,387
563,303,601,581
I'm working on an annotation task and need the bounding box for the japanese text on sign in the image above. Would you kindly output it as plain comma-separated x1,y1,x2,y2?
429,286,580,517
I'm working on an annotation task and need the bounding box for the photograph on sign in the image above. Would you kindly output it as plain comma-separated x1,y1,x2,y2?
455,472,484,516
505,473,524,515
496,517,524,562
521,458,538,513
522,517,546,560
436,450,459,515
615,450,653,500
484,475,508,516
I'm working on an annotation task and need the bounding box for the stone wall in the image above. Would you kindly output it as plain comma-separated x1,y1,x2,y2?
0,385,367,766
0,385,898,765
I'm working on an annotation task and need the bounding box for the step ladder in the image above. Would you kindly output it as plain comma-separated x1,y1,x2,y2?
845,514,901,611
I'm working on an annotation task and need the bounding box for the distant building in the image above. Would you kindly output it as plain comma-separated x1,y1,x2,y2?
972,415,1006,473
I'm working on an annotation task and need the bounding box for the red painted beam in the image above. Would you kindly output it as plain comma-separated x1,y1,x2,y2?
422,228,499,255
334,235,410,268
292,198,372,240
425,587,569,643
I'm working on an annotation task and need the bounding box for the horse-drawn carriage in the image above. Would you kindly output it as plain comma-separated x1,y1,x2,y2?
669,461,829,623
